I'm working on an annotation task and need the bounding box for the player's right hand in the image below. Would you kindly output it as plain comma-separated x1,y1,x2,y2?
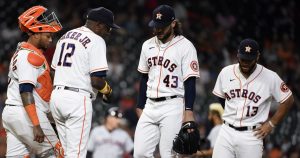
33,125,45,143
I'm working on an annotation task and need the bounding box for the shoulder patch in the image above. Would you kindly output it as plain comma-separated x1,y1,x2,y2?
280,82,289,93
190,61,199,72
27,52,45,67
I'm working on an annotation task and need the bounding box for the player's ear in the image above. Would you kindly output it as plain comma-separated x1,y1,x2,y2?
171,20,176,28
256,52,260,61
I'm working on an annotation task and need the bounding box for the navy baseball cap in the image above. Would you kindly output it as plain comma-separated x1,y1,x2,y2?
237,38,260,60
148,5,175,28
86,7,120,29
105,107,123,118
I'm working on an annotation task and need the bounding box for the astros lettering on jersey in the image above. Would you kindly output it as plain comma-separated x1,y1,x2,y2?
213,64,292,127
138,35,200,98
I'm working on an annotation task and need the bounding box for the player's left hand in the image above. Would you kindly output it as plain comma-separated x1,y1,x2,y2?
183,110,195,133
253,121,273,139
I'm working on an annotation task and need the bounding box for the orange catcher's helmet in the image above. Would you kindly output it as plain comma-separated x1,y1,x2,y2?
18,6,62,33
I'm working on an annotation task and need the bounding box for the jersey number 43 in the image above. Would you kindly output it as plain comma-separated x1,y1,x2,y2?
163,75,178,88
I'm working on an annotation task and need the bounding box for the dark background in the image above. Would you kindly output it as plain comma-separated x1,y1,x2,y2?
0,0,299,157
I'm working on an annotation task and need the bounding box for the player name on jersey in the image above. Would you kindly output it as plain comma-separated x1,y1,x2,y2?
224,89,261,103
59,31,91,49
147,56,177,72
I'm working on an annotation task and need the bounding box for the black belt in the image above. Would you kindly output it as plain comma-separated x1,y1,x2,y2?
6,104,16,106
224,121,258,131
54,86,92,98
54,85,80,92
149,95,179,102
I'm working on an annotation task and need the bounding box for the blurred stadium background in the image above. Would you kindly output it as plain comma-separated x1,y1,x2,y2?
0,0,299,157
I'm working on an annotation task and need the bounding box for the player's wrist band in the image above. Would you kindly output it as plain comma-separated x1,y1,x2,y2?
268,120,275,128
24,104,40,126
99,81,111,95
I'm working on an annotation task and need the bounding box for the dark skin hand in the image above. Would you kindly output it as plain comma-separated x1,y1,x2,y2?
50,69,55,81
254,95,294,139
91,76,112,101
136,108,143,118
21,92,45,143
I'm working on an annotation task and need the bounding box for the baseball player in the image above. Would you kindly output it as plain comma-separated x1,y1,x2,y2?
134,5,200,157
50,7,120,158
212,39,294,158
87,107,133,158
1,6,64,158
194,103,224,157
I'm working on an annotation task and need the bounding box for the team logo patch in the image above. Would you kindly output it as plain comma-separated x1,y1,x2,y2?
280,82,289,93
245,46,252,53
156,13,162,20
190,61,199,72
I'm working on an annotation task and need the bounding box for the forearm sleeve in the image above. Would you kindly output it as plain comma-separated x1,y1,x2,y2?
137,73,148,109
184,77,196,110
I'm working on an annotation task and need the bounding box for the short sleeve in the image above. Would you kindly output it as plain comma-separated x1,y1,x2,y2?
181,43,200,81
18,52,39,86
89,37,109,73
212,70,225,98
51,41,61,70
124,132,134,152
271,73,292,103
87,129,95,151
137,44,149,73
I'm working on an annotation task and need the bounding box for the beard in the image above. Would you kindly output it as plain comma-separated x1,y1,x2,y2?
238,61,257,75
155,25,173,43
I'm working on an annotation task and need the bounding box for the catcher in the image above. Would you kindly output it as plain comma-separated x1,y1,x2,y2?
2,6,64,158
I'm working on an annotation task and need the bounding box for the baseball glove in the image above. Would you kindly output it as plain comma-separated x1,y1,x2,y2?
172,121,200,155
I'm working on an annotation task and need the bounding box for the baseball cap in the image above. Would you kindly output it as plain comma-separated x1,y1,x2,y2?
148,5,175,28
209,103,224,117
105,107,123,118
86,7,120,29
237,38,260,60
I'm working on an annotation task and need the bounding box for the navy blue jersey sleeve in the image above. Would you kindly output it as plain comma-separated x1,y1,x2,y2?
137,73,148,109
184,77,196,110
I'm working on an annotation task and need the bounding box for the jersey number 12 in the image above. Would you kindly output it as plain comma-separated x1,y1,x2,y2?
57,42,75,67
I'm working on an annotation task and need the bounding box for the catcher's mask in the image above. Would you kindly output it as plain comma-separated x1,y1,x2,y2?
18,6,62,33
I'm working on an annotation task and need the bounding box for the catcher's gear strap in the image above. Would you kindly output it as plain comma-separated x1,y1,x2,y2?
24,104,40,126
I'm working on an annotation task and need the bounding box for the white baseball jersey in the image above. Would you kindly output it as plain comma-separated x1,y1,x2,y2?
137,35,200,98
213,64,292,127
51,26,108,94
6,42,52,113
207,125,221,148
3,42,60,157
50,26,109,158
87,126,133,158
